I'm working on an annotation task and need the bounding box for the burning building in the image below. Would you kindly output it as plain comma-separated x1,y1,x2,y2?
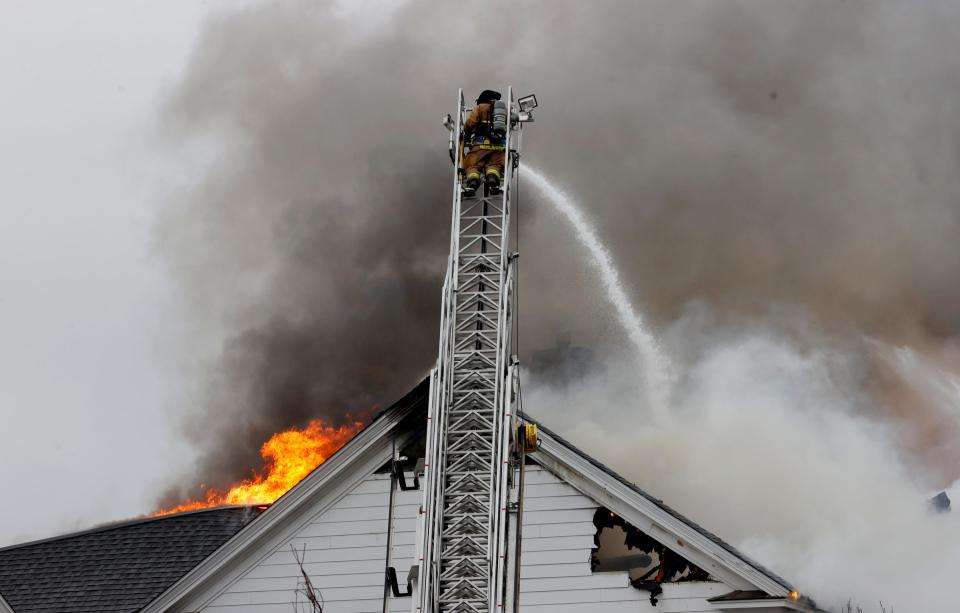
0,379,819,612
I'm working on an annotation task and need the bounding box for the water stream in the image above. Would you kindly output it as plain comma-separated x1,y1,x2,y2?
522,165,672,413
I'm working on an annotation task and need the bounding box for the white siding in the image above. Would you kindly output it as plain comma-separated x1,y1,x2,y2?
385,485,421,613
201,466,729,613
205,473,402,613
518,466,728,613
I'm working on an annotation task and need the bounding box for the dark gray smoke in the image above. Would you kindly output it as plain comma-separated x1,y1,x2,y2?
156,0,960,503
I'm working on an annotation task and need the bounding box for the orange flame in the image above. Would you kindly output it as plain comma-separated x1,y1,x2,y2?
155,419,363,516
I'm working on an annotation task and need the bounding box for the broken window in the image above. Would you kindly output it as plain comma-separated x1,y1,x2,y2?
591,508,711,606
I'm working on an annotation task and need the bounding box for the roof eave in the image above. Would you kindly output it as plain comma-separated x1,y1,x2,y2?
0,591,14,613
707,598,812,611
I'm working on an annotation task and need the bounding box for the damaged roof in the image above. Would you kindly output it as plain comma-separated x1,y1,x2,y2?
0,506,265,613
530,418,795,593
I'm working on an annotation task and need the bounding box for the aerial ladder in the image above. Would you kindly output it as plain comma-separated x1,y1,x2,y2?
414,88,538,613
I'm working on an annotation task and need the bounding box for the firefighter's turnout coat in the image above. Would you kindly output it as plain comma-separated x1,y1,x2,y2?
462,102,506,183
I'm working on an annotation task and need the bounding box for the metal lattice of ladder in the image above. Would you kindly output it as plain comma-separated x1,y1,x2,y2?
417,88,523,613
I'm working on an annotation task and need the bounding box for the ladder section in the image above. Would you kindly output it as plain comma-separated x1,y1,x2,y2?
440,189,508,612
419,88,517,613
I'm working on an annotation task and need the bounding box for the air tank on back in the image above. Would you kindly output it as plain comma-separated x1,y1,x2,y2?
492,99,508,138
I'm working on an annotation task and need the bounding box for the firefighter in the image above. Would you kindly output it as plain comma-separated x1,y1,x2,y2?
462,89,506,196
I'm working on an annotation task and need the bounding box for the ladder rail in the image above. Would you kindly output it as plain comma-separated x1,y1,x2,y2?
419,88,466,613
490,262,515,611
487,87,515,611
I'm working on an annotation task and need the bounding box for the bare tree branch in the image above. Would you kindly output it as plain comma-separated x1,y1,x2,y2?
291,544,324,613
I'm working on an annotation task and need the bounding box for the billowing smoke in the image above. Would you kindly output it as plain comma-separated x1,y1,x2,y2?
525,327,960,612
156,1,960,608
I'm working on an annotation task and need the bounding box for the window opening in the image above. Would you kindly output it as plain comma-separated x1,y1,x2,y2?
592,508,711,606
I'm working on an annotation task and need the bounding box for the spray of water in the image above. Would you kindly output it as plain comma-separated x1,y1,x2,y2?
880,342,960,419
523,165,672,412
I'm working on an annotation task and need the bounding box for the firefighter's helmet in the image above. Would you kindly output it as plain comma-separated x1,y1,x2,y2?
476,89,502,104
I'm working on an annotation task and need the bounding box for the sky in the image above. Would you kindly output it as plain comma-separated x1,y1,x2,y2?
0,0,405,549
0,1,209,544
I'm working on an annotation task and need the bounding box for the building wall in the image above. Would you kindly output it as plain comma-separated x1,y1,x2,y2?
201,466,728,613
202,472,414,613
518,466,727,612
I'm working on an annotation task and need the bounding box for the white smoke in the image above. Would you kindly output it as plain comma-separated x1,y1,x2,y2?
519,171,960,612
879,342,960,430
525,324,960,612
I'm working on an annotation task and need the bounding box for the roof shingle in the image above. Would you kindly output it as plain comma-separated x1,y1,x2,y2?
0,506,264,613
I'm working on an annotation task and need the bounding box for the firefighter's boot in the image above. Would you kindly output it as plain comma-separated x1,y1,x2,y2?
462,176,480,197
485,173,501,195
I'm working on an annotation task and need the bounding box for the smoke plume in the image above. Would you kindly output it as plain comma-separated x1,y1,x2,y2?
524,327,960,612
156,1,960,608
